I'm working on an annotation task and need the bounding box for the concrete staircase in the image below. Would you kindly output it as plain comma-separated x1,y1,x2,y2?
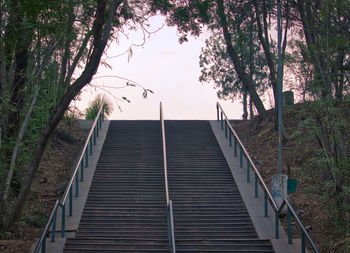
64,121,170,252
166,121,274,252
63,120,274,252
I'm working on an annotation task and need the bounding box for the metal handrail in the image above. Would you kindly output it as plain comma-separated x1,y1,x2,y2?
217,103,277,211
216,102,319,253
34,96,105,253
160,102,176,253
278,198,319,252
160,102,170,206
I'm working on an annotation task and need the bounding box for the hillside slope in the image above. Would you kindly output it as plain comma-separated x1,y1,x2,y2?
0,119,87,253
232,102,350,253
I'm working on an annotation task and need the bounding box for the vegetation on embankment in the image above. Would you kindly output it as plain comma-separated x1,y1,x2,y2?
233,99,350,253
0,119,87,253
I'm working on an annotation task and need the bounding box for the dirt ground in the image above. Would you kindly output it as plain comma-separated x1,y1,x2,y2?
0,119,87,253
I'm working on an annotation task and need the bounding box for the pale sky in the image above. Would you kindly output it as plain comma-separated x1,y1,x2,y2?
76,15,243,120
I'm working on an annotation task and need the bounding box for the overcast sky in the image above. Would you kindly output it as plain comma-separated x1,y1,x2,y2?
76,15,243,120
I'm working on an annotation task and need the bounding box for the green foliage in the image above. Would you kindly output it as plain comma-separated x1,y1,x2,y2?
85,94,114,120
297,99,350,235
21,204,48,228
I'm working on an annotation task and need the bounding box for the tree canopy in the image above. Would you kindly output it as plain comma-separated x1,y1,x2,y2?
0,0,350,236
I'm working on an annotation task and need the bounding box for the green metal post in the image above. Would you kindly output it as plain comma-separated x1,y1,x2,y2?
61,204,65,238
69,188,73,216
247,162,250,183
41,237,46,253
96,122,99,137
225,121,227,138
93,127,96,145
288,206,292,244
80,160,84,182
234,137,237,157
264,190,268,217
240,147,243,168
85,149,88,167
229,131,232,146
255,173,258,198
50,209,57,242
301,232,306,253
220,112,223,129
275,212,280,239
167,207,171,251
90,136,93,154
75,171,79,197
216,104,219,121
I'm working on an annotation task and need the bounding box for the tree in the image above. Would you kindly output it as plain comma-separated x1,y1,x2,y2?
162,0,268,116
0,0,169,230
199,2,269,119
295,0,350,99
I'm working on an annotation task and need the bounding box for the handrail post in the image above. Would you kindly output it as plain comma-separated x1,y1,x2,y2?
80,160,84,182
75,171,79,197
50,209,57,242
288,206,292,244
61,204,65,238
264,190,268,217
89,137,93,155
229,130,232,146
216,103,219,121
41,237,46,253
234,137,237,157
225,120,227,137
220,111,223,129
69,187,73,216
247,162,250,183
85,149,88,167
93,127,96,145
301,231,306,253
275,210,280,239
239,147,243,168
254,173,258,198
169,200,176,253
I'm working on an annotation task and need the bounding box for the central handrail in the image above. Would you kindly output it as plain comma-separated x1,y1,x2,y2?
34,95,105,253
160,102,176,253
160,102,170,205
216,102,319,253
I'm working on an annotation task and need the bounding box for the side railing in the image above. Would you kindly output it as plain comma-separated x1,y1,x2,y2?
34,96,105,253
160,102,176,253
216,102,319,253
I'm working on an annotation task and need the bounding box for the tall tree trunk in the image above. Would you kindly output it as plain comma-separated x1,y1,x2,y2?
296,0,332,97
5,2,34,138
6,0,122,230
253,0,278,107
216,0,266,118
1,86,40,206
